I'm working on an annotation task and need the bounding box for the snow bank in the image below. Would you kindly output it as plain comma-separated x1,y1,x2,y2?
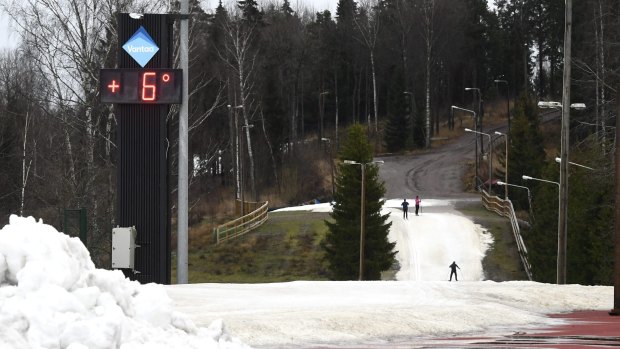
0,215,250,349
168,281,613,348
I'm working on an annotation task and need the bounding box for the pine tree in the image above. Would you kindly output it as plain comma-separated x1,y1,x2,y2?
323,124,396,280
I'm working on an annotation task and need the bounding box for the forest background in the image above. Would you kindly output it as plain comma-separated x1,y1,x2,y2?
0,0,617,284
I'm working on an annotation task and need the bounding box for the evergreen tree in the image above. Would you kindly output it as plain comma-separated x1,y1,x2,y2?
565,145,613,285
508,94,545,211
384,66,410,152
238,0,262,24
323,124,396,280
281,0,294,16
528,161,559,283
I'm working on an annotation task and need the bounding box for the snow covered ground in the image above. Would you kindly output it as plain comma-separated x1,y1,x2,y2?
0,200,614,349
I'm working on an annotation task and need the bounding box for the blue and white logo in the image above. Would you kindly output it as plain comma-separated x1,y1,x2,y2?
122,26,159,67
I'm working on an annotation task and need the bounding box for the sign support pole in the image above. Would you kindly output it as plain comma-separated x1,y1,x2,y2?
177,0,189,284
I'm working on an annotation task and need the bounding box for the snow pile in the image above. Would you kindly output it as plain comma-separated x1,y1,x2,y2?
0,215,250,349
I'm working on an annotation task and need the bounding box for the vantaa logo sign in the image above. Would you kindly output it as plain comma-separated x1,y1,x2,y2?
123,26,159,67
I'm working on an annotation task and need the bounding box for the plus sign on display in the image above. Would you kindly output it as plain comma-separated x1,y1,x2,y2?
100,68,182,104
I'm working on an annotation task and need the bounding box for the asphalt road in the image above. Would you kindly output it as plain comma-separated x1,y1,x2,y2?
377,132,479,200
378,110,560,201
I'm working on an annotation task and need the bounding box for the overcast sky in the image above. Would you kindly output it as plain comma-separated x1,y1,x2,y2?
0,12,19,50
0,0,495,50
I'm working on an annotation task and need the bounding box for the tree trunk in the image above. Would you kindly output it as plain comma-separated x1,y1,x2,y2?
20,112,30,216
594,7,600,141
260,108,280,193
370,50,378,134
598,0,606,152
335,67,340,149
424,0,434,149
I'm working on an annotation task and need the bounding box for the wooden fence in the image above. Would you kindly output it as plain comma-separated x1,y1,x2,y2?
213,200,269,244
481,190,533,280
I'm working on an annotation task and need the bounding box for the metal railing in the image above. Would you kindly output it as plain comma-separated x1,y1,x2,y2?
214,200,269,244
481,190,533,280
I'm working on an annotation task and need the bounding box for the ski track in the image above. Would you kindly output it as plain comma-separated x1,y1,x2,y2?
385,201,492,282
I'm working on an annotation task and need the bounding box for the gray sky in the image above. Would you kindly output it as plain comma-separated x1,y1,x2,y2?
0,12,19,50
0,0,495,50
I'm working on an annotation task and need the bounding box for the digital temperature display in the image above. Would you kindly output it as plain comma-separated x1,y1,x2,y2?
100,69,182,104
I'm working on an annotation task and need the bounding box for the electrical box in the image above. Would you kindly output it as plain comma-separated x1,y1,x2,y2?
112,226,137,269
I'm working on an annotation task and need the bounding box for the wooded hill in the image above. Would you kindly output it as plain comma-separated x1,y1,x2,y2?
0,0,618,284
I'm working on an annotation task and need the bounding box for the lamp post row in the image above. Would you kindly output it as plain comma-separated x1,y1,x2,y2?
343,159,384,281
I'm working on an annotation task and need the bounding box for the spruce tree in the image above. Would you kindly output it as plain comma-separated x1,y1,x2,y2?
323,124,396,280
509,95,552,282
508,94,545,211
384,66,411,152
238,0,262,24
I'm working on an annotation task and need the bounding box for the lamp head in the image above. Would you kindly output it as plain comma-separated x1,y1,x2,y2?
496,181,506,185
522,175,532,180
570,103,586,110
464,128,473,132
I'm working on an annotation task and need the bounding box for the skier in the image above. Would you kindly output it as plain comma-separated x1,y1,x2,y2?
401,199,409,219
449,261,460,281
415,195,421,216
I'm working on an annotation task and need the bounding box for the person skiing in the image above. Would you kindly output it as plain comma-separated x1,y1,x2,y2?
415,195,421,216
401,199,409,219
449,261,460,281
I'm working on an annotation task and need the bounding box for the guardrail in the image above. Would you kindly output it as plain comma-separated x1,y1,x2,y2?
214,200,269,244
481,190,533,280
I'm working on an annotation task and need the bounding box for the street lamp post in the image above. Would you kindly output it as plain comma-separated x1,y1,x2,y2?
554,157,595,171
465,87,483,153
465,128,492,193
453,106,477,184
494,79,510,135
451,106,475,129
497,180,533,218
343,159,384,281
321,138,335,197
523,174,561,284
538,100,586,284
319,91,329,143
495,131,508,199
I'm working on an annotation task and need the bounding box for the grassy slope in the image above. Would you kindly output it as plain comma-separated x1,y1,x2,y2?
173,211,331,283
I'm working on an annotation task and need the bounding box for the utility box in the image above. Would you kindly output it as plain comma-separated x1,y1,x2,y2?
112,226,137,270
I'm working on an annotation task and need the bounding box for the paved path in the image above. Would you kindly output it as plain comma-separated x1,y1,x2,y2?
308,311,620,348
423,311,620,348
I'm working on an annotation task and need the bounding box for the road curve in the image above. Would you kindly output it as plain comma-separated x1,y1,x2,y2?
377,133,478,200
378,109,560,200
